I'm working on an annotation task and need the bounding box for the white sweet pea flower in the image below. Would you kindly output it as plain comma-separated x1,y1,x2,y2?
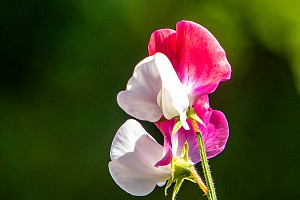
117,53,190,130
108,119,172,196
108,119,208,198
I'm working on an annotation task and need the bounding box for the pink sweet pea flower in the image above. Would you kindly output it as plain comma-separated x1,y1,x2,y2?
148,20,231,165
117,20,231,165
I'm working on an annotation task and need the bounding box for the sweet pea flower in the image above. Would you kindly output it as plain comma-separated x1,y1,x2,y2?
148,20,231,165
117,20,231,165
108,119,206,197
118,20,230,127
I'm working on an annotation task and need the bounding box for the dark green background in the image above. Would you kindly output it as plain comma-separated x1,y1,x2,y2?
1,0,299,199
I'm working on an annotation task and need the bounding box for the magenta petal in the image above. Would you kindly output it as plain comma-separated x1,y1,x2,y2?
154,148,173,167
175,21,231,102
155,95,229,164
202,110,229,158
178,123,200,163
193,95,229,160
155,119,200,164
154,119,175,167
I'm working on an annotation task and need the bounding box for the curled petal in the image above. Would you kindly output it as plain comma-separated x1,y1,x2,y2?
155,53,189,129
148,29,177,66
109,119,172,196
154,147,173,167
193,95,229,159
118,53,189,126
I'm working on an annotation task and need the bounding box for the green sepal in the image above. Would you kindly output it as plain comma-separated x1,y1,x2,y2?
172,119,183,135
172,178,184,200
181,142,189,162
165,142,195,200
187,108,206,127
165,174,174,196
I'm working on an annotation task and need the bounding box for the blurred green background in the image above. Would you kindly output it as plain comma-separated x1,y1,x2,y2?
1,0,300,199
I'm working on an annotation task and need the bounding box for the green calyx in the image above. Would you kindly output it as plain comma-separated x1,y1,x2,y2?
187,107,205,127
171,107,205,135
172,119,183,135
165,143,203,200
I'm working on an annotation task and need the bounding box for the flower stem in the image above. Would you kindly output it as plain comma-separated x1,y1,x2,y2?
191,120,217,200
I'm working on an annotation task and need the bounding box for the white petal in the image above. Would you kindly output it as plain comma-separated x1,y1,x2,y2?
118,53,189,126
155,53,190,128
179,112,190,130
117,56,163,122
157,181,166,187
109,119,172,196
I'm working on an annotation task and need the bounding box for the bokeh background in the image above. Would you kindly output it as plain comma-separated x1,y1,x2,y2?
1,0,300,199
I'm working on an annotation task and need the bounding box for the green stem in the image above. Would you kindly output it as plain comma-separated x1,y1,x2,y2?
192,121,217,200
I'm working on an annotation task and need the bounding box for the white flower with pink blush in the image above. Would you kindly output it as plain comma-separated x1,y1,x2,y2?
108,119,207,197
108,119,172,196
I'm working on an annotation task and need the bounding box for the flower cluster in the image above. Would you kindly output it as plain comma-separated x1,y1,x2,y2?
108,20,231,199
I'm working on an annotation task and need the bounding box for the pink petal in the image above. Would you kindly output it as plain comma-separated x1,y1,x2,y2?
155,119,200,164
192,95,229,160
155,95,229,164
154,147,173,167
155,118,197,165
154,119,175,167
148,29,178,67
175,21,231,103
